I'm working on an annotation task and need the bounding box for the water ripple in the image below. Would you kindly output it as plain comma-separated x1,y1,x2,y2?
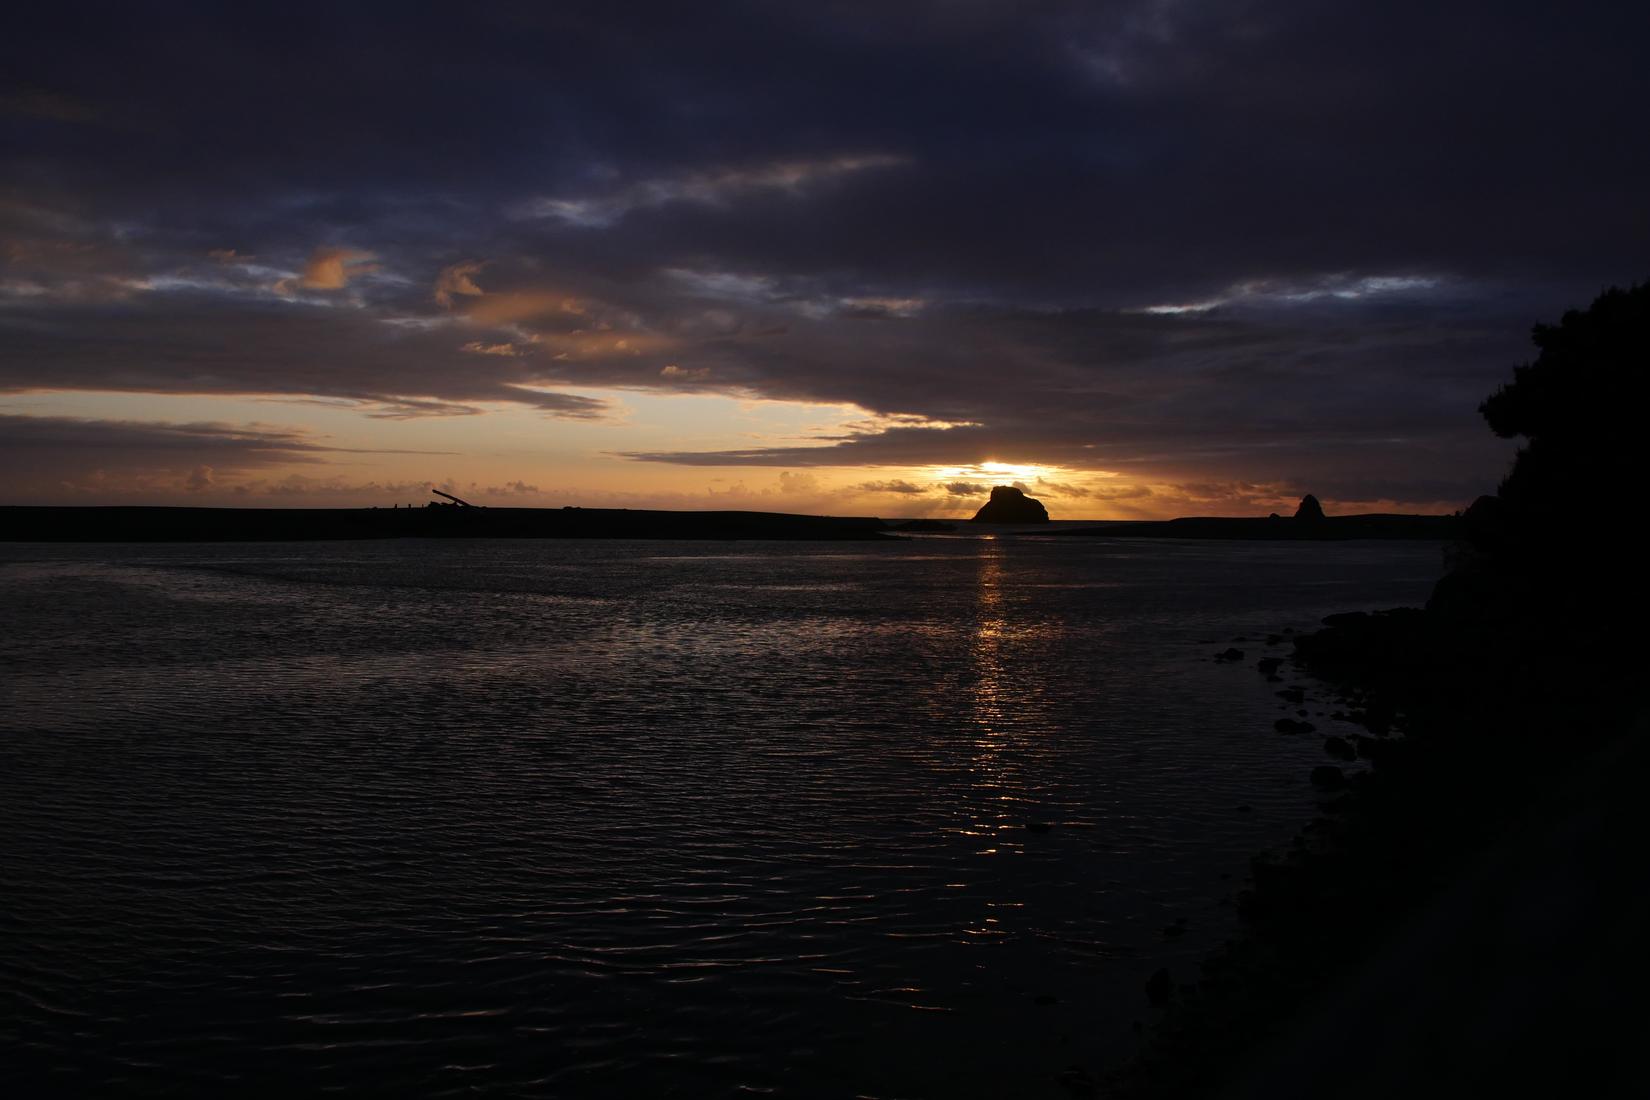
0,538,1441,1097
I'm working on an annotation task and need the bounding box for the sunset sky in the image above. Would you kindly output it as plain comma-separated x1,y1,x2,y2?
4,1,1646,518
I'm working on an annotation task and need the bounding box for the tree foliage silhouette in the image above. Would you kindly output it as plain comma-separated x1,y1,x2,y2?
1464,281,1649,644
1480,282,1649,530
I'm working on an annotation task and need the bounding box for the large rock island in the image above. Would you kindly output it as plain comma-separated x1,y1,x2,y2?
970,485,1050,523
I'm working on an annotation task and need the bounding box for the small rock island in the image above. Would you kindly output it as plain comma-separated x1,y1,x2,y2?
1294,494,1326,522
970,485,1050,523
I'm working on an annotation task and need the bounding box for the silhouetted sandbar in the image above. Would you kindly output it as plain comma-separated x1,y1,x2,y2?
1037,513,1458,540
0,506,896,543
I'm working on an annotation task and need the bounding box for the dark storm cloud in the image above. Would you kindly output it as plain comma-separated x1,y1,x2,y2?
0,293,612,419
5,1,1648,505
617,293,1531,500
0,414,320,491
0,414,323,460
0,413,457,500
0,414,451,466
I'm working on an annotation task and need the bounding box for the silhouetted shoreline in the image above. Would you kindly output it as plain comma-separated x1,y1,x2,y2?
1042,513,1458,540
0,505,1462,544
0,506,895,543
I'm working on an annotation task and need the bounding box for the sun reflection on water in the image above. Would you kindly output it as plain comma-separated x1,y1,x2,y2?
967,547,1025,862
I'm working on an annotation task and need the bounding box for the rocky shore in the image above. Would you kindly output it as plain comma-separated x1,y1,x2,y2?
1104,598,1647,1097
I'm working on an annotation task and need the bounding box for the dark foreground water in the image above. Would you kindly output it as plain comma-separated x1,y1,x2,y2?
0,536,1441,1098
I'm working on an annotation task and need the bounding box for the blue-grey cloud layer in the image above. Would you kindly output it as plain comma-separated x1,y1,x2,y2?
5,1,1647,504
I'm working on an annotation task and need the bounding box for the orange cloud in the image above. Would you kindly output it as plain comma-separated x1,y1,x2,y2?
550,331,674,358
278,246,378,293
433,260,486,307
462,290,588,325
461,341,524,357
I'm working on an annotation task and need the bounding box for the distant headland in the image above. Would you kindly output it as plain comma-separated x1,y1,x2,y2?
1,490,1461,543
1039,494,1458,541
0,503,894,542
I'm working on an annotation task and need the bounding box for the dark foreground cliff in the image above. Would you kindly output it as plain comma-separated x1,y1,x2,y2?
0,506,895,542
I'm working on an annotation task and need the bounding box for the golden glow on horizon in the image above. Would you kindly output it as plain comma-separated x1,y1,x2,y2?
5,388,1427,519
930,460,1057,484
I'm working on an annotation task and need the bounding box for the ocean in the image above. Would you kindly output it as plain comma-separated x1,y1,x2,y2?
0,535,1441,1098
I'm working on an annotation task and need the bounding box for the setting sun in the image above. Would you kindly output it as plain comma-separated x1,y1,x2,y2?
930,461,1055,483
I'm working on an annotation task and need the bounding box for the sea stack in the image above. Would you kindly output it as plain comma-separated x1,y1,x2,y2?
1294,494,1326,522
971,485,1050,523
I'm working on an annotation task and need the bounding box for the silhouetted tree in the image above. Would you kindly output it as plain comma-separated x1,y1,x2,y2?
1293,494,1326,522
1461,281,1650,652
1480,281,1650,537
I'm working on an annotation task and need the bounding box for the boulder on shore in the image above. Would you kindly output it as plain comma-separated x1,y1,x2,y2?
1323,736,1357,761
1310,765,1347,789
971,485,1050,523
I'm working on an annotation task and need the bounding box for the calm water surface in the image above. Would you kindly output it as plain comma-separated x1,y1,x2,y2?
0,536,1441,1097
